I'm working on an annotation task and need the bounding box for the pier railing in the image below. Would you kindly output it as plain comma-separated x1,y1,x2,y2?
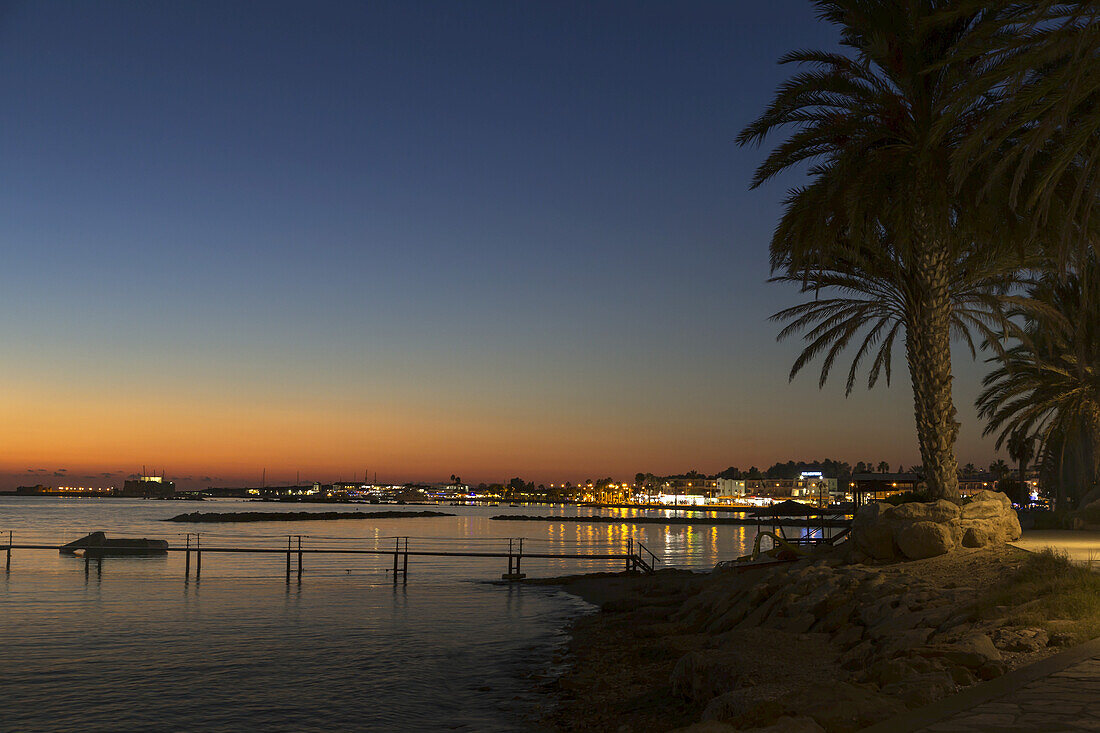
1,530,660,583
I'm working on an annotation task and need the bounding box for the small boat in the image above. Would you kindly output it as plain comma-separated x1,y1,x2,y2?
60,531,169,556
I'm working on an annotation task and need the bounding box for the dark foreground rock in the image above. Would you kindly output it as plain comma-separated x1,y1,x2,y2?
164,510,453,522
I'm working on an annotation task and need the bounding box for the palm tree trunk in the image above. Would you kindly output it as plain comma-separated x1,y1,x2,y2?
905,246,960,501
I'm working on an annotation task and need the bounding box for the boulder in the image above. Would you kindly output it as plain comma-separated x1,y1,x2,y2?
670,650,746,701
832,624,864,649
888,500,961,525
866,607,923,639
816,600,857,634
839,640,875,670
947,663,978,686
700,684,787,722
740,682,904,732
881,669,956,708
896,521,956,560
916,633,1002,669
978,660,1008,680
740,717,826,733
866,658,920,687
960,490,1022,542
670,723,739,733
851,503,897,560
850,492,1021,562
675,718,824,733
993,627,1049,653
878,628,934,658
782,613,817,634
961,525,990,548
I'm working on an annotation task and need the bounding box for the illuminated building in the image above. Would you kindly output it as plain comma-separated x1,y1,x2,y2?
120,475,175,497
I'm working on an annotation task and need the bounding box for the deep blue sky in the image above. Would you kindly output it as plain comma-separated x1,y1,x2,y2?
0,1,1006,487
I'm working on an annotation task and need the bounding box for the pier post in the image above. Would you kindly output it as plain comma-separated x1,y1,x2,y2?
627,538,633,572
185,534,191,577
401,538,408,582
195,535,201,580
393,537,399,581
5,530,11,572
502,538,526,581
286,536,291,583
297,535,302,580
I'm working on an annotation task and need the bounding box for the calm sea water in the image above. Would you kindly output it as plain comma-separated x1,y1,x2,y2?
0,498,756,732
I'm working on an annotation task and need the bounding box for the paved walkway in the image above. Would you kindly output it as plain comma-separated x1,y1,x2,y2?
1011,529,1100,565
863,637,1100,732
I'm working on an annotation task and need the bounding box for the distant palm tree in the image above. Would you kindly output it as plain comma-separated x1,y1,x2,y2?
1007,431,1035,484
963,462,978,477
989,458,1010,481
738,0,1033,500
977,260,1100,508
877,461,890,474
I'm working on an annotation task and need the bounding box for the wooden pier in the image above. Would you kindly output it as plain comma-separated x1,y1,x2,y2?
2,531,661,583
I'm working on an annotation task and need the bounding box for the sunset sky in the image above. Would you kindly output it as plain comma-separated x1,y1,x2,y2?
0,1,1010,489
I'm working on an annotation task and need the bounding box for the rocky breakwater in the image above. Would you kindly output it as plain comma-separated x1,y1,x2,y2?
849,489,1022,562
546,496,1062,732
666,560,1022,732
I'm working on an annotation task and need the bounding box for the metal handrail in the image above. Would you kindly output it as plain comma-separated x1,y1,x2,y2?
637,541,661,565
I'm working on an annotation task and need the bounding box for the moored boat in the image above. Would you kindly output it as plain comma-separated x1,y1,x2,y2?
60,531,169,556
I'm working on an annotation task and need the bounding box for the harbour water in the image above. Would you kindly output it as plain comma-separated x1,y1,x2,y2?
0,497,757,732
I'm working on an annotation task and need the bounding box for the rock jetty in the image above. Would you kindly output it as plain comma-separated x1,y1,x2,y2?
164,510,453,522
545,497,1070,732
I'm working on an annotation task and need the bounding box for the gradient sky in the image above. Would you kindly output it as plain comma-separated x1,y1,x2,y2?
0,1,1011,489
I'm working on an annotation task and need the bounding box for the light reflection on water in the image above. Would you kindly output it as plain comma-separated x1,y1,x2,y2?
0,497,764,731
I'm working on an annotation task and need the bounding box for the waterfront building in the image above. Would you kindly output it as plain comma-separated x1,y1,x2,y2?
662,478,720,497
958,473,1000,497
853,471,1015,506
120,476,175,497
742,473,841,505
654,493,708,506
717,478,746,498
850,473,921,505
14,484,56,495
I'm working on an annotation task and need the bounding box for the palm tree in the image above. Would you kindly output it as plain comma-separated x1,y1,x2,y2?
738,0,1032,500
958,2,1100,509
989,458,1010,481
950,1,1100,241
1006,431,1035,483
977,260,1100,508
877,461,890,473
